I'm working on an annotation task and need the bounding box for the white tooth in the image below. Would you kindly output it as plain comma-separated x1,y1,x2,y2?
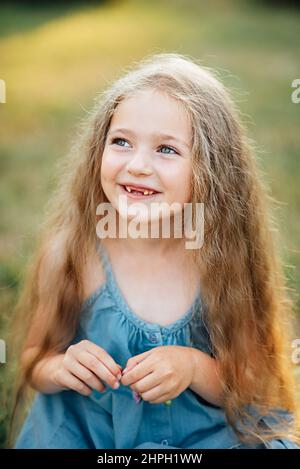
143,190,149,195
148,191,154,195
125,186,131,192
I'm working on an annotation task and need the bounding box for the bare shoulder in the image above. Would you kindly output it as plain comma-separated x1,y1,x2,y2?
82,242,106,302
40,237,106,303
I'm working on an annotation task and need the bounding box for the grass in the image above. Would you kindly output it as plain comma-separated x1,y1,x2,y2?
0,0,299,447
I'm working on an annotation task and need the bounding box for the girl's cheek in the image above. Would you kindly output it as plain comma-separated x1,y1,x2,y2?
160,168,191,202
101,157,122,182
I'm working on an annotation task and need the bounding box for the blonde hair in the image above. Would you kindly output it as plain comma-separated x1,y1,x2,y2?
10,52,299,446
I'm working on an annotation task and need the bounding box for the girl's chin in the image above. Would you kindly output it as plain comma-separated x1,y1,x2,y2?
118,209,159,222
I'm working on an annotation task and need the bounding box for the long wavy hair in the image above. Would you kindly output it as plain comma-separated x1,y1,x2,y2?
9,52,299,446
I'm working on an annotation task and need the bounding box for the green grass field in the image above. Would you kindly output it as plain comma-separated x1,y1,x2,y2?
0,0,300,447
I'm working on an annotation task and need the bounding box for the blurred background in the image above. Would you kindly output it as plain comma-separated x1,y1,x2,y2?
0,0,299,447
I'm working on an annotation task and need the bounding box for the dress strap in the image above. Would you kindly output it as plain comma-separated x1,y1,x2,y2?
95,239,115,287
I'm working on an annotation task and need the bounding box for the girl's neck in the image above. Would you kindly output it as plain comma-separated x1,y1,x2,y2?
99,211,190,261
101,236,186,262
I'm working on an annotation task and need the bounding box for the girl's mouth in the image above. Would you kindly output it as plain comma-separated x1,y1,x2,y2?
118,184,161,199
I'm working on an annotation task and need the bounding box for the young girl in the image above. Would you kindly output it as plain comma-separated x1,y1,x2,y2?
11,53,299,449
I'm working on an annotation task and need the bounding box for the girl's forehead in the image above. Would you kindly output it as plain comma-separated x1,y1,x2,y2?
110,89,192,144
118,87,179,107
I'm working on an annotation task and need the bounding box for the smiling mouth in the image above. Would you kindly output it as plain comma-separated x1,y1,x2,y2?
118,184,161,198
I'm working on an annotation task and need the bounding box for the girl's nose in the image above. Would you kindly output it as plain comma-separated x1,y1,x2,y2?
126,151,153,176
128,166,152,177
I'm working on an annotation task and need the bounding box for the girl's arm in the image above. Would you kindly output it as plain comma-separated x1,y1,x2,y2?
189,348,224,407
20,241,122,394
21,347,66,393
21,341,122,395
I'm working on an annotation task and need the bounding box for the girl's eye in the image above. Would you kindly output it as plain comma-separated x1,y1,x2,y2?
158,145,178,155
110,138,178,155
111,137,130,147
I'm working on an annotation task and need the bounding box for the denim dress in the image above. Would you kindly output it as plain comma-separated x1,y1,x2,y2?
15,241,299,449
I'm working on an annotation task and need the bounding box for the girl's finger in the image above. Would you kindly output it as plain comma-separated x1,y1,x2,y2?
122,358,153,385
61,370,92,396
83,341,122,378
148,394,171,405
123,353,151,374
140,383,167,402
77,350,120,390
131,371,158,394
66,358,106,392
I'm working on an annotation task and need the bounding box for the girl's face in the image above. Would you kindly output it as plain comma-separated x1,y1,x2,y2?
101,88,193,224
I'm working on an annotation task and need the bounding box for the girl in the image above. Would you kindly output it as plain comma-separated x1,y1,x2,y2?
11,53,300,449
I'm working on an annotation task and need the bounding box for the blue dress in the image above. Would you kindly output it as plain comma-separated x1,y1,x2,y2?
15,241,299,449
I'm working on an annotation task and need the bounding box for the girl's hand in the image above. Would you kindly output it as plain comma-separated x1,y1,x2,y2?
120,345,195,404
52,340,122,396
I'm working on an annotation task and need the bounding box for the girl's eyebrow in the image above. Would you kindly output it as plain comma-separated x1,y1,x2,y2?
107,127,190,150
